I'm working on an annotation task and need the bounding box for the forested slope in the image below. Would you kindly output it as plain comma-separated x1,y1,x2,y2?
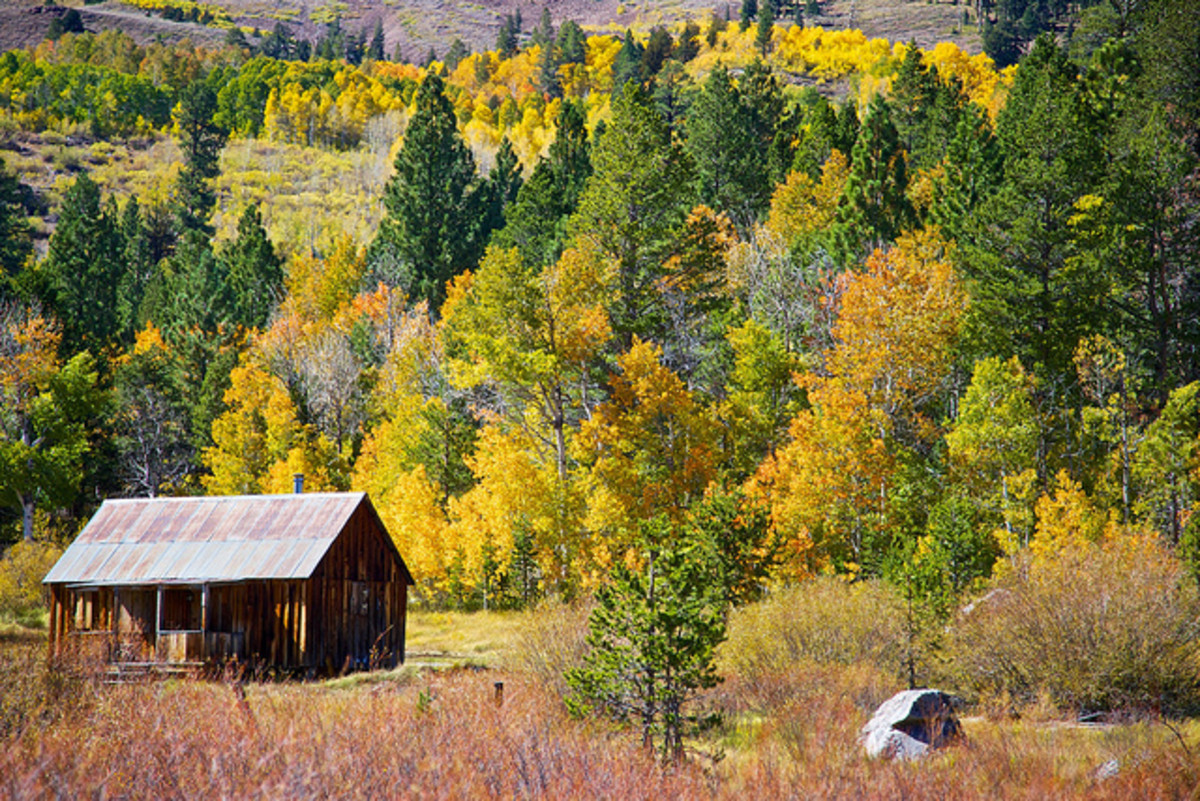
1,0,1198,633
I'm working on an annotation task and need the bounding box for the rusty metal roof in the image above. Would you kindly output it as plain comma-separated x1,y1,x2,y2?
44,493,394,586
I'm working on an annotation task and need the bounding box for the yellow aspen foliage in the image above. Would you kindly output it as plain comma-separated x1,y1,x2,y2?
907,164,943,219
773,27,893,81
585,35,623,94
354,455,450,590
490,48,540,100
203,357,303,495
1029,470,1121,567
923,41,1010,118
574,338,718,546
2,313,61,395
751,227,965,574
826,227,965,444
442,425,557,592
946,356,1041,550
283,236,367,321
264,438,346,493
371,61,423,84
766,149,850,246
719,317,804,478
750,379,891,579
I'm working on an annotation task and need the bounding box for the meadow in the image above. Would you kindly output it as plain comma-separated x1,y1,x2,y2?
4,576,1200,799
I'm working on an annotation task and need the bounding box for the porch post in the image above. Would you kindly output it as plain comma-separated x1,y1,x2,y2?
201,584,209,632
155,585,164,661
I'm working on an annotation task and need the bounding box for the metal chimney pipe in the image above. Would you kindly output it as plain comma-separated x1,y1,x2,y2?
293,473,304,494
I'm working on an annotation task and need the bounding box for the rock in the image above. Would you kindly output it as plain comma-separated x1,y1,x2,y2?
861,689,963,761
1094,759,1120,780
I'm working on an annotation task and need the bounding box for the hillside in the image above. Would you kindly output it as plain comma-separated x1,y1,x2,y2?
0,0,980,59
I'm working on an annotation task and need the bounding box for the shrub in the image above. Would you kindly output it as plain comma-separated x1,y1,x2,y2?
0,541,62,627
944,538,1200,715
504,597,593,697
720,577,909,686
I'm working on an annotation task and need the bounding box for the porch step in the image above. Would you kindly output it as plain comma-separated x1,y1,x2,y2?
104,661,206,683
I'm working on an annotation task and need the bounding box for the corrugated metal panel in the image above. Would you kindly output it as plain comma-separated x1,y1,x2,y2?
45,493,369,585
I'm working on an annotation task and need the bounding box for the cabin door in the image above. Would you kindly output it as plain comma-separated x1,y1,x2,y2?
116,589,156,661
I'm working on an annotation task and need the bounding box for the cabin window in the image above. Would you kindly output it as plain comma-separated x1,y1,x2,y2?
162,588,201,631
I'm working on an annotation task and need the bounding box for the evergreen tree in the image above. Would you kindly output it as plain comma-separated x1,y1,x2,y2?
172,80,229,236
372,72,484,310
929,101,1003,240
611,30,644,92
532,8,554,47
685,66,769,234
676,20,701,62
0,156,32,292
832,94,914,262
496,14,519,58
791,92,839,177
756,0,775,54
566,521,726,762
493,100,592,267
481,137,524,238
116,197,155,343
832,99,860,158
706,13,726,46
367,20,385,61
557,20,587,65
641,27,674,77
740,0,758,30
536,21,562,98
741,60,792,184
569,83,695,346
890,43,950,168
445,38,469,69
221,204,283,330
40,173,124,355
961,35,1107,379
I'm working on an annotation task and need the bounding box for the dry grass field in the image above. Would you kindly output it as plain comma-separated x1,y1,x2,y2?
4,596,1200,799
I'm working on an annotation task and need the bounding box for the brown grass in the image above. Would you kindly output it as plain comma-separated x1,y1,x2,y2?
5,576,1200,799
4,633,1199,799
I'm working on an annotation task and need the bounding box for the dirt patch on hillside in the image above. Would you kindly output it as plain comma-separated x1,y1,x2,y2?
0,0,982,61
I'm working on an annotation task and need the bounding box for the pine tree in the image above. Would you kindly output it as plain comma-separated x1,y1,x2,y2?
372,72,484,310
445,38,469,69
493,101,592,267
756,0,775,54
172,80,229,237
569,83,695,346
221,204,283,330
611,30,644,93
641,27,673,77
961,35,1107,380
367,21,385,61
832,94,914,262
740,0,758,30
116,197,155,343
481,137,524,238
685,66,768,234
40,173,124,355
557,20,587,65
566,521,726,762
0,156,32,292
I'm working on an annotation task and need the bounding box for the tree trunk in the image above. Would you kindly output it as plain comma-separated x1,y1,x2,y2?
21,493,34,542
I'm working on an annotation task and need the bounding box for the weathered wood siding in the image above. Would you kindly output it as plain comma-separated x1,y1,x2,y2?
45,497,410,673
308,504,407,671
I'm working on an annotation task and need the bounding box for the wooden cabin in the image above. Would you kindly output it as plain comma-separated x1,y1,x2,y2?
42,492,413,674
